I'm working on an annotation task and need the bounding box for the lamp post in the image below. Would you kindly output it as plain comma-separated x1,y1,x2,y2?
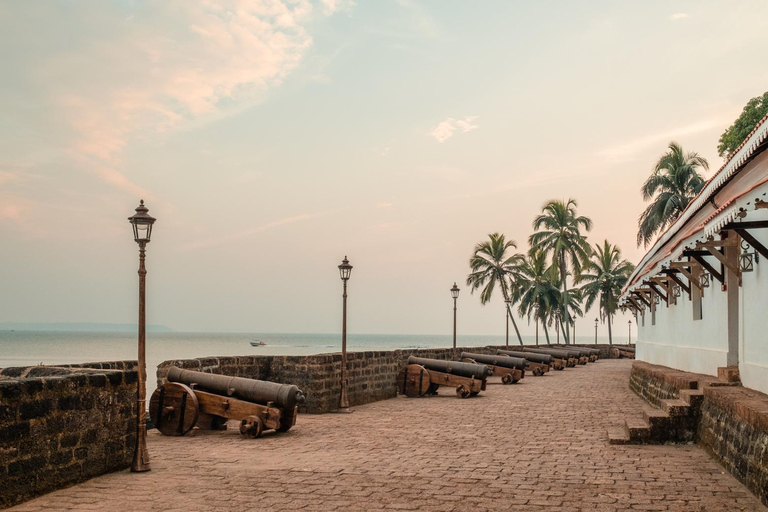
128,200,155,473
451,283,460,351
594,317,598,345
628,320,632,345
504,297,511,348
338,256,353,412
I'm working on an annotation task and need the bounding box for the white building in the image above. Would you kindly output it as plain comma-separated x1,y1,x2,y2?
620,113,768,394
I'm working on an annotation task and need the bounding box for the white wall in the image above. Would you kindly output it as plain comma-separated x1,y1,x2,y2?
739,199,768,394
637,277,728,376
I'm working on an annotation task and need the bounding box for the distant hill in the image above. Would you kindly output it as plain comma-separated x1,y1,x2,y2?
0,323,174,333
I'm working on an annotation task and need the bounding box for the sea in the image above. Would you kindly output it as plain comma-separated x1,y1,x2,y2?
0,330,612,399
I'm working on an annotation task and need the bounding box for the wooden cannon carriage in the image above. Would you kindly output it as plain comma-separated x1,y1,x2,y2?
460,352,526,383
150,367,305,438
611,345,635,359
521,347,576,368
397,356,492,398
496,349,552,374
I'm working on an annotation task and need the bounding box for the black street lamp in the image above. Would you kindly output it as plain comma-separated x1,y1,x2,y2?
451,283,460,351
504,297,511,348
127,200,155,473
594,317,599,345
338,256,353,412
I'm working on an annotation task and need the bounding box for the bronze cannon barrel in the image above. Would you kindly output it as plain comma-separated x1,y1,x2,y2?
166,367,306,409
522,347,573,360
460,352,526,371
497,349,553,365
407,356,493,378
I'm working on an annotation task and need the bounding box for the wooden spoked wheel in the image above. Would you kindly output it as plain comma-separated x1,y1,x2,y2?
149,382,199,436
239,415,264,438
455,385,471,399
397,364,431,397
532,367,543,376
501,373,514,385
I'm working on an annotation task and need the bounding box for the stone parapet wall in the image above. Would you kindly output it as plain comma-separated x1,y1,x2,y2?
698,385,768,505
629,360,712,407
0,361,137,509
157,344,621,414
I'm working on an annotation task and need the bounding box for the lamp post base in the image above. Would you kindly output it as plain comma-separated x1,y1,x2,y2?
130,424,151,472
333,407,354,414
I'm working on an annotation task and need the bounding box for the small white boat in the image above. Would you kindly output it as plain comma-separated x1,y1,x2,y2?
250,341,267,347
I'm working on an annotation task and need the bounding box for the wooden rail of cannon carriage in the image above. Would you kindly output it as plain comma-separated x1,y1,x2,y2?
495,349,551,375
460,352,526,383
150,368,305,439
397,356,493,398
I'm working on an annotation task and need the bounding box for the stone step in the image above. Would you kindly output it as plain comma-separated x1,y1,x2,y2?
607,426,631,445
679,389,704,406
625,418,651,441
661,398,690,417
643,409,670,429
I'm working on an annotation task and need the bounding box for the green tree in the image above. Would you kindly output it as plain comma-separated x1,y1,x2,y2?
718,91,768,158
515,250,559,344
637,142,708,248
576,240,635,345
529,199,593,344
467,233,525,345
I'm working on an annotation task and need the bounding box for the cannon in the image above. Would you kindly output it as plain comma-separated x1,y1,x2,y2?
460,352,526,383
610,345,635,359
150,367,305,438
397,356,492,398
496,349,552,374
520,347,576,368
547,345,598,363
545,346,590,364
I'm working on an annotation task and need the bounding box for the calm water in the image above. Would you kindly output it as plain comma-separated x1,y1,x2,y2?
0,330,612,398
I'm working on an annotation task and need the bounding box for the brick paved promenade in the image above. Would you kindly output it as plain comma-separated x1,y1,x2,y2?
11,359,765,511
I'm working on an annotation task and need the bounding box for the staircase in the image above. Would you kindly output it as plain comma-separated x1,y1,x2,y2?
608,388,704,445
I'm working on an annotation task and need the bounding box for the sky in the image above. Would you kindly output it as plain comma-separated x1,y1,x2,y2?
1,1,768,337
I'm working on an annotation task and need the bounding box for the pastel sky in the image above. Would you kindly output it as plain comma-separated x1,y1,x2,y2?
2,1,767,336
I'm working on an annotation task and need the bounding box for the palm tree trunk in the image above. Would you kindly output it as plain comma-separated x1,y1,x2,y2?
543,321,550,343
560,320,568,342
559,252,570,344
607,311,613,345
501,285,524,345
535,318,539,345
556,319,559,343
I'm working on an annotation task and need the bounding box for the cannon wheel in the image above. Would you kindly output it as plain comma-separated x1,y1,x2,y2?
501,373,514,385
456,385,471,399
149,382,199,437
240,415,264,438
397,364,431,397
532,367,543,377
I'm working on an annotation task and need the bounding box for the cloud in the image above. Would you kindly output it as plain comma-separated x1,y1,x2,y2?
596,118,721,163
376,201,393,209
427,116,478,143
27,1,346,196
669,13,689,21
320,0,355,16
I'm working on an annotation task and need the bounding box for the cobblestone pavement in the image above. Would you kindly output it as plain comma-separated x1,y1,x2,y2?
11,359,765,511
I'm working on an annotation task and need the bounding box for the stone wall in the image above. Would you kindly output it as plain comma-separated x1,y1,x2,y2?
629,360,712,407
698,385,768,506
0,361,137,509
158,346,517,414
157,344,620,414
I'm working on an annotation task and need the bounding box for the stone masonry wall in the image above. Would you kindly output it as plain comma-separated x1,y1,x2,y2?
157,346,521,414
629,360,711,407
0,361,137,509
157,344,621,414
698,385,768,506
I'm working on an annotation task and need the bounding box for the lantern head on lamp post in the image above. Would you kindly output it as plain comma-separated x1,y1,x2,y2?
127,200,156,473
337,256,353,412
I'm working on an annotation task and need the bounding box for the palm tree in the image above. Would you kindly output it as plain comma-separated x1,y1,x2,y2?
515,250,559,344
577,240,635,345
467,233,525,345
529,199,593,344
637,141,708,247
